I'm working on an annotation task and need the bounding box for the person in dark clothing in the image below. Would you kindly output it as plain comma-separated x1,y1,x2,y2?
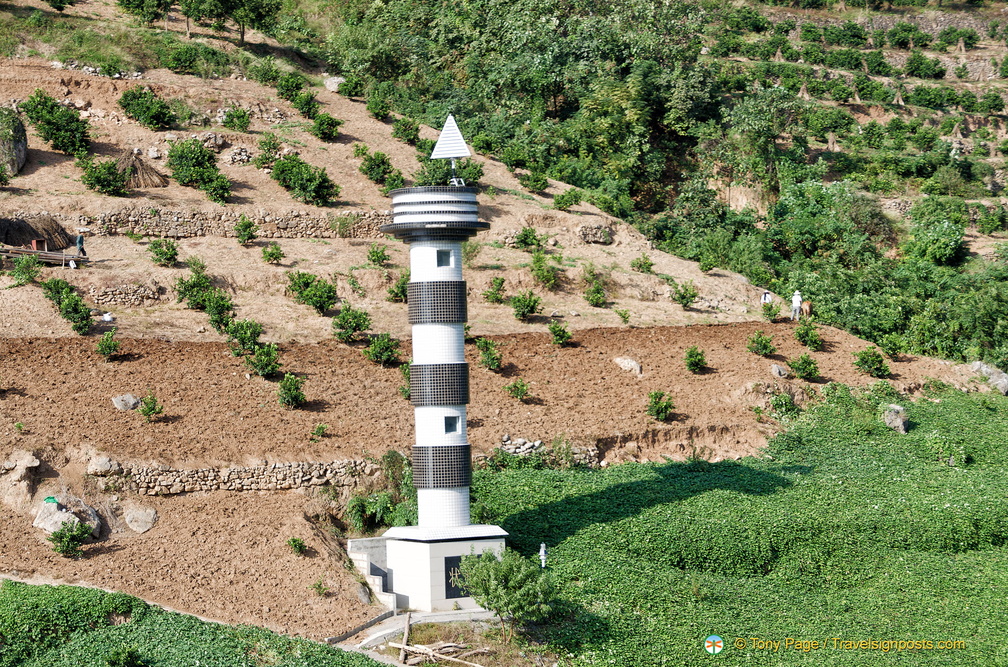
75,234,86,257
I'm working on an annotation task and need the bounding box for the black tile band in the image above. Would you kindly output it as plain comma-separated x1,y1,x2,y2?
408,281,467,324
412,444,472,488
410,363,469,406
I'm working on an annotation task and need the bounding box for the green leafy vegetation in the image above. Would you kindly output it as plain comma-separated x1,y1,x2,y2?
362,333,400,366
646,390,674,421
684,346,706,373
225,318,263,357
309,112,343,141
367,243,390,267
853,346,890,378
166,138,230,204
476,337,502,371
271,154,339,206
286,271,338,315
222,105,250,132
504,378,531,401
332,303,371,343
262,241,285,264
245,342,281,377
277,372,306,409
286,537,308,556
386,270,409,302
746,330,775,357
10,254,41,286
47,521,91,559
630,253,653,274
137,391,163,423
794,318,823,351
548,320,572,346
234,214,258,245
97,329,121,361
80,157,130,196
40,278,91,335
147,239,178,267
510,290,542,321
118,87,174,130
482,276,506,303
788,352,819,381
19,89,89,158
530,249,559,290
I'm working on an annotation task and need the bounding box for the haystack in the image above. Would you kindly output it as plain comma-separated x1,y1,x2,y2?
0,216,74,249
116,150,168,188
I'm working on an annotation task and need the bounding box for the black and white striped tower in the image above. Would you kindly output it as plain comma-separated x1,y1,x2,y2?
367,115,506,612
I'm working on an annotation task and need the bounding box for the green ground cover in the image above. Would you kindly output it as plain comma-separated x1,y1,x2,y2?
0,580,381,667
472,384,1008,665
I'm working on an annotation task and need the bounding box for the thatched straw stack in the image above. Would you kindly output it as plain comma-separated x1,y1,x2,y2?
0,216,74,249
116,150,168,188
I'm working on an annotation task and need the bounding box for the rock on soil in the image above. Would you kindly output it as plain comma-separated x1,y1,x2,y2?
112,394,140,411
883,404,908,434
32,501,81,534
613,357,643,377
124,507,158,534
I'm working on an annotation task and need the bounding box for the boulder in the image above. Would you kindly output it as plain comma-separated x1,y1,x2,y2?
2,449,39,475
576,223,613,245
87,455,122,476
355,582,372,605
125,507,158,534
613,357,642,377
0,108,28,176
883,404,908,434
33,501,81,534
324,76,346,92
112,394,140,411
771,364,790,379
1,449,40,510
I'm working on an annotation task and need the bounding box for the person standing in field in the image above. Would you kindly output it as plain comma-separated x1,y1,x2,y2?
791,290,802,321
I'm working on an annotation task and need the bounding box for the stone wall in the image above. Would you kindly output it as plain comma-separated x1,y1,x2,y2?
119,460,380,496
88,282,160,307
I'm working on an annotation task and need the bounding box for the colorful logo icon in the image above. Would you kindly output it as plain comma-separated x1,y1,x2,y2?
705,635,724,655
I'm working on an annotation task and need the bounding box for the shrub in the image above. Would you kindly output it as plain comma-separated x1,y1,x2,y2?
105,646,144,667
48,520,91,558
262,241,284,264
530,250,559,290
392,117,420,144
275,72,306,101
462,240,481,267
614,308,630,325
310,424,328,441
226,319,263,357
879,333,904,358
0,164,9,187
278,373,306,409
511,291,542,321
202,288,234,334
234,214,258,245
338,75,365,96
905,50,945,79
174,257,213,308
245,342,281,376
762,301,780,322
286,537,308,556
248,57,280,84
387,271,409,302
553,188,584,211
514,227,543,250
398,362,411,399
363,333,400,366
504,378,531,401
454,549,555,643
41,277,74,305
684,346,706,373
519,171,548,192
769,391,800,418
584,280,606,307
795,319,823,351
81,158,129,197
60,293,92,335
287,272,338,315
359,150,395,184
671,279,698,309
476,337,503,370
788,353,820,380
333,304,371,343
10,254,41,286
630,254,653,274
222,105,250,132
548,320,572,346
97,329,121,361
138,391,164,422
166,138,230,203
483,277,506,303
19,89,90,157
366,93,390,120
118,87,174,130
647,391,675,421
853,347,890,378
291,91,319,119
310,578,329,596
309,113,343,141
147,239,178,267
271,154,338,206
367,243,390,266
253,132,282,169
747,330,776,356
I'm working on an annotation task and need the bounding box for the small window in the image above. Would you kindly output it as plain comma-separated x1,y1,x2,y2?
444,416,459,433
436,249,451,267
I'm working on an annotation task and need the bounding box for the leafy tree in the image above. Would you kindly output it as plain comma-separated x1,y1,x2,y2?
727,85,803,197
794,319,823,351
118,88,174,130
548,320,572,346
363,333,400,366
647,391,674,421
454,549,554,642
81,158,130,197
511,291,542,321
222,106,250,132
226,319,263,356
788,353,819,381
10,253,42,286
277,372,306,409
332,304,371,343
476,337,503,370
747,331,776,357
853,347,890,378
483,277,506,303
19,89,90,158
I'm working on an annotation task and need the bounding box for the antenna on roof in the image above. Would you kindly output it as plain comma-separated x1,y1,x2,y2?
430,114,471,186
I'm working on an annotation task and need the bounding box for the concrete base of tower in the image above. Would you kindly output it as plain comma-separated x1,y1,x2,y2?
349,525,507,612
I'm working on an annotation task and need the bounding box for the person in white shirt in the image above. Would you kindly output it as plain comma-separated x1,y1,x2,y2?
791,291,803,321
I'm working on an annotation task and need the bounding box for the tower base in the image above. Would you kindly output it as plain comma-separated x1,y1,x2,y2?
348,525,507,612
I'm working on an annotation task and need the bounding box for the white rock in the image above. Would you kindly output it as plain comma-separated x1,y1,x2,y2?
613,357,643,377
33,502,81,534
125,507,158,534
112,394,140,411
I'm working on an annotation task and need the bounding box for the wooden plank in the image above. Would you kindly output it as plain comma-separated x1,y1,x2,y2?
387,642,487,667
398,611,411,664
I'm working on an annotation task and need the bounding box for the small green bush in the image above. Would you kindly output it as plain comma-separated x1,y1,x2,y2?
19,89,90,157
769,391,800,418
671,280,698,309
271,154,339,206
97,328,121,361
367,243,390,266
392,117,420,144
747,330,776,356
222,106,250,132
245,342,281,376
584,280,606,307
504,378,531,401
462,240,481,267
234,214,258,245
387,271,409,302
788,353,820,381
530,250,559,290
853,347,890,378
647,391,675,421
795,319,824,351
253,132,282,169
360,150,395,184
60,293,92,335
483,277,506,303
291,91,319,119
278,373,306,409
248,57,280,84
366,93,390,120
118,87,174,130
511,290,542,321
614,308,630,325
333,304,371,343
548,320,572,346
262,241,284,264
762,301,780,322
138,391,164,422
174,257,213,308
105,645,145,667
684,346,706,373
476,337,503,370
363,333,401,366
553,188,583,211
166,138,230,203
286,537,308,556
147,239,178,267
286,272,338,315
519,171,548,193
225,319,263,357
309,113,343,141
81,158,129,197
48,520,91,558
10,254,42,286
275,72,306,101
338,75,365,96
630,254,653,274
202,288,234,334
398,362,411,399
513,227,543,250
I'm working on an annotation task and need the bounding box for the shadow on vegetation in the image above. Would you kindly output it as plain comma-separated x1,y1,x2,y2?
528,598,610,654
499,460,791,555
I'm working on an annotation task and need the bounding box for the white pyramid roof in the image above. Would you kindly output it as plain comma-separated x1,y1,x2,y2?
430,114,471,160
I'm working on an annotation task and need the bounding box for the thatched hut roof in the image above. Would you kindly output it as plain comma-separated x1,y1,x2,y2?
0,216,74,249
116,150,168,188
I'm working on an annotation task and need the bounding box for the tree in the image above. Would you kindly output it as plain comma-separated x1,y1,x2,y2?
454,549,554,643
728,85,804,199
223,0,281,45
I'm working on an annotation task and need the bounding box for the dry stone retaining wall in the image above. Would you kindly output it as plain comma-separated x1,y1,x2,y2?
88,283,160,307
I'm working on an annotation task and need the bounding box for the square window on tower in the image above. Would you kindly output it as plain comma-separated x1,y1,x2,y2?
436,249,451,267
444,415,459,433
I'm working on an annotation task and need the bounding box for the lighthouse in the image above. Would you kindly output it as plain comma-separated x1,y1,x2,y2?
349,116,506,612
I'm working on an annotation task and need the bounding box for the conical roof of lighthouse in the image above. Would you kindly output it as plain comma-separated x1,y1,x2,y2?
430,114,471,160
